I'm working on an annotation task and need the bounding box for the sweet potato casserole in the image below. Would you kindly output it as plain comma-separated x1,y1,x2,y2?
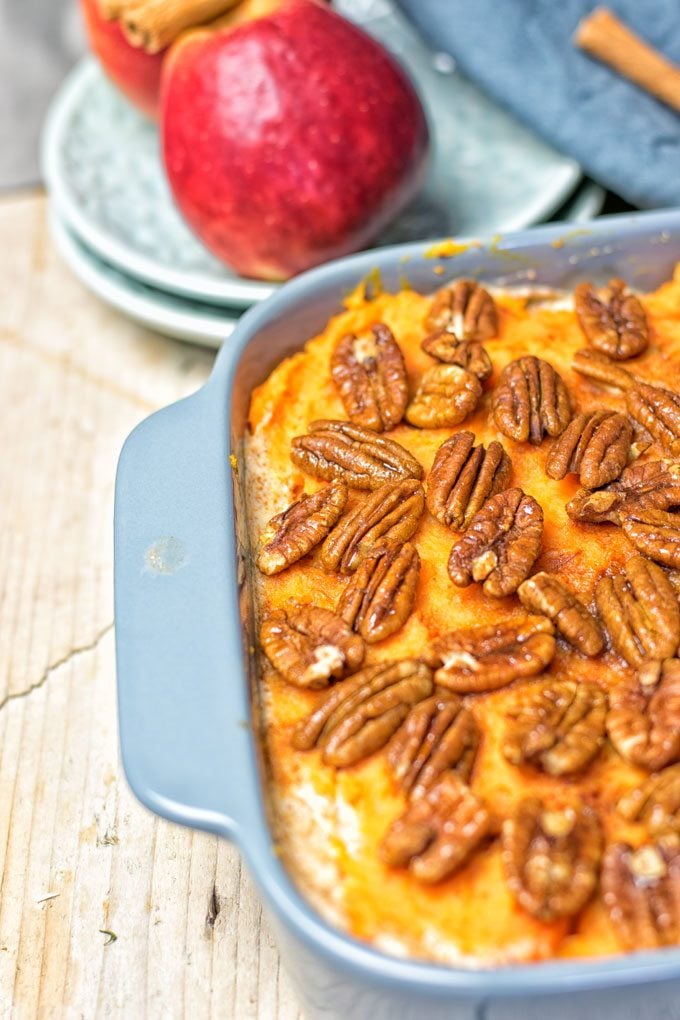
243,264,680,966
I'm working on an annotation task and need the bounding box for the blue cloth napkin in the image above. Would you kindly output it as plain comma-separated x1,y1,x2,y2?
393,0,680,208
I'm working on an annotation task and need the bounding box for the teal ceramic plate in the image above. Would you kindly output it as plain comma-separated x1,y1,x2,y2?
43,0,583,309
49,206,239,347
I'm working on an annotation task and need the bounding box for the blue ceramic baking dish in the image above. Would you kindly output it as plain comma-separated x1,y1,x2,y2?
115,210,680,1020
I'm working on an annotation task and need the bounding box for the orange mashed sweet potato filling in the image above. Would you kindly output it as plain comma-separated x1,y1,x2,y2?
244,264,680,966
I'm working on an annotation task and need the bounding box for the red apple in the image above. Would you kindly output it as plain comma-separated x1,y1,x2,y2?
161,0,429,279
80,0,164,118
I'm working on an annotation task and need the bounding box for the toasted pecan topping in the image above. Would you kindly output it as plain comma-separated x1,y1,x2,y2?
572,348,636,391
292,659,433,767
321,479,424,574
330,323,408,432
431,615,556,694
574,279,649,361
380,774,491,883
447,487,543,597
260,605,364,689
607,659,680,771
290,419,423,490
567,460,680,524
626,384,680,457
426,431,512,531
256,480,348,575
405,364,482,429
421,333,493,381
621,508,680,570
502,799,602,921
517,572,604,656
618,763,680,835
546,410,632,489
425,279,498,341
388,693,479,798
337,542,419,643
595,556,680,666
493,356,572,445
503,679,607,776
602,836,680,949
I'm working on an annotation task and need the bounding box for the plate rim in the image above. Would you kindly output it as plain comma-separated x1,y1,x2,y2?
49,204,237,347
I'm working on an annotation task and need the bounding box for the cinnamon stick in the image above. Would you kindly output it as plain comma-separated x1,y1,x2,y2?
120,0,243,53
575,7,680,114
96,0,129,19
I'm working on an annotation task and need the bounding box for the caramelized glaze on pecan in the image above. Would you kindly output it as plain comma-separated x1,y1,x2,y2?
595,556,680,666
425,279,498,341
337,541,419,643
431,615,556,693
331,323,408,432
426,431,512,531
517,572,604,656
546,410,632,489
493,356,571,445
380,774,491,883
503,679,607,776
256,480,348,575
260,605,364,689
618,763,680,834
502,799,602,921
602,836,680,949
626,384,680,457
572,348,636,391
567,461,680,524
421,333,493,381
447,487,543,597
405,365,482,429
574,279,649,360
290,419,423,490
321,479,424,574
388,693,479,798
292,659,433,766
621,508,680,570
607,659,680,771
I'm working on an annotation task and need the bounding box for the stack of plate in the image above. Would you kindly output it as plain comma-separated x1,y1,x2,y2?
43,0,605,347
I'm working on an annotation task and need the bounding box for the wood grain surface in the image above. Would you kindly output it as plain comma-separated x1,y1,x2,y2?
0,192,302,1020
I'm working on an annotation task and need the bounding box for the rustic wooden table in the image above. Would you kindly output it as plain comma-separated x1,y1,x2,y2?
0,191,302,1019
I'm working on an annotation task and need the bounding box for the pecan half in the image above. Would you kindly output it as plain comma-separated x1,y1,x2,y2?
572,348,635,391
546,410,632,489
621,508,680,570
492,356,571,445
502,799,602,921
574,279,649,360
602,836,680,949
260,605,364,689
330,323,408,432
567,461,680,524
426,431,512,531
405,365,482,429
618,763,680,834
292,659,433,766
503,679,607,776
594,556,680,666
626,384,680,457
517,572,604,656
388,693,479,798
256,480,348,575
421,333,492,381
380,773,491,883
425,279,498,341
321,479,424,574
431,615,556,693
447,488,543,597
337,542,419,643
607,659,680,771
290,420,423,491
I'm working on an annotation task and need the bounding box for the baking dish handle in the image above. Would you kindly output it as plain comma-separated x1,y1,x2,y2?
114,383,260,841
